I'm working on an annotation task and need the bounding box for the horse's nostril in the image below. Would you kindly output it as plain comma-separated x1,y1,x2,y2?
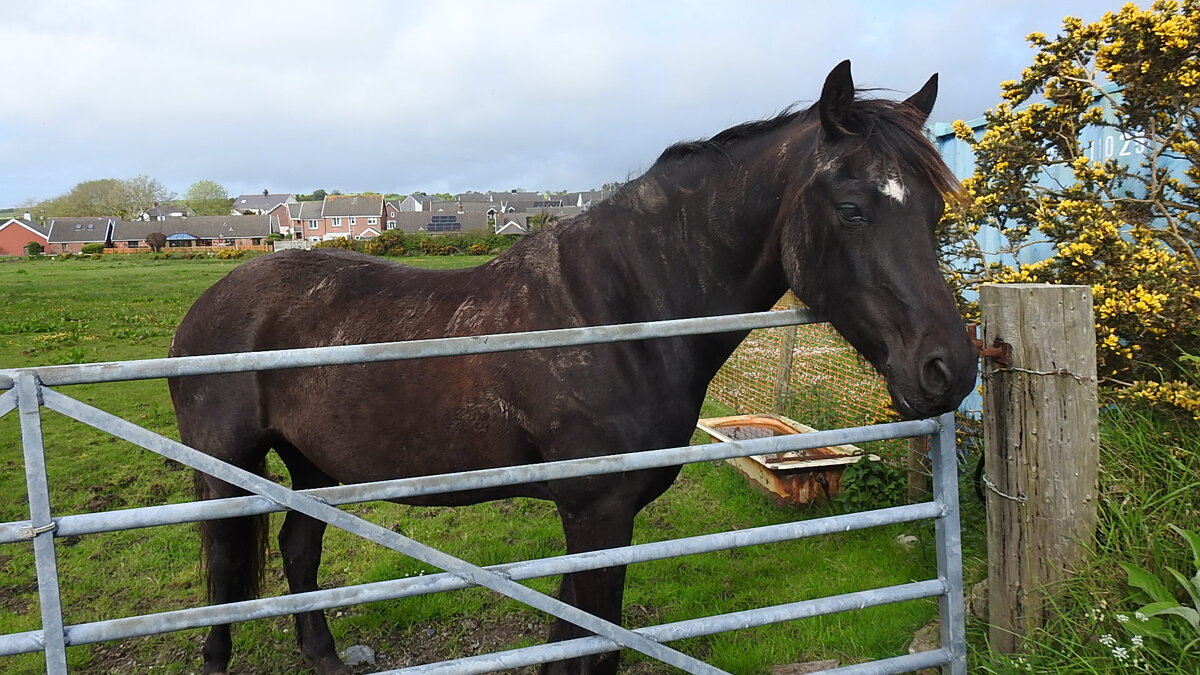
923,356,953,394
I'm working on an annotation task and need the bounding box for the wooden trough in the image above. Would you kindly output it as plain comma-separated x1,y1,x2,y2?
695,414,878,505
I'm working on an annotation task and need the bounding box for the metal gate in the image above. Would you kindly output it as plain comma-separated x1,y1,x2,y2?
0,310,966,674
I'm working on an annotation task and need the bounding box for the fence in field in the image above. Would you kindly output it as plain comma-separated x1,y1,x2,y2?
708,294,894,429
101,244,271,254
0,310,967,674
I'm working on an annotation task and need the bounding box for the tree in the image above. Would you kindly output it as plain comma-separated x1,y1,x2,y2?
528,210,560,230
120,175,175,220
37,176,174,219
943,0,1200,416
146,232,167,252
38,178,125,217
24,241,43,257
185,180,231,216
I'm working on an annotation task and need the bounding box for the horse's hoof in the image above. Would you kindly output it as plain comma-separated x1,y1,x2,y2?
316,656,355,675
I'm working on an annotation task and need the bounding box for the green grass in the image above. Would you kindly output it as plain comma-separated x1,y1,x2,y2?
0,253,945,673
964,405,1200,674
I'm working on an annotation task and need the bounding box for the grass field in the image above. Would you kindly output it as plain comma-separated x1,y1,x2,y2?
0,252,946,673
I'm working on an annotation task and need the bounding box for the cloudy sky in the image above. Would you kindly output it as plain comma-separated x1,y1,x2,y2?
2,0,1120,208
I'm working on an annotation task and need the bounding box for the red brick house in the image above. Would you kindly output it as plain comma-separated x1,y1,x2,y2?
280,194,385,243
278,200,324,240
0,217,51,256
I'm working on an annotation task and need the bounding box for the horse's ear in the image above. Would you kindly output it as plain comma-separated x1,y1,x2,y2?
903,73,938,121
819,60,857,139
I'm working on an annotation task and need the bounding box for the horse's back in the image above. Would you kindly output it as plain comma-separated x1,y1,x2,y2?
172,249,441,356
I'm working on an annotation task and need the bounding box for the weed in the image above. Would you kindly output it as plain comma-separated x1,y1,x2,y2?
836,456,906,511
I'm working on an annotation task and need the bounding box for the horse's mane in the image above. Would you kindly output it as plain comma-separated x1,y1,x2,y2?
653,90,958,197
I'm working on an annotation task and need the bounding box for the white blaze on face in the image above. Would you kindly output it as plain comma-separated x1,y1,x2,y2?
874,165,908,204
881,177,907,203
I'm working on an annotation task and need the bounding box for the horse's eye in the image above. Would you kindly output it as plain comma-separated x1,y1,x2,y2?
837,204,866,223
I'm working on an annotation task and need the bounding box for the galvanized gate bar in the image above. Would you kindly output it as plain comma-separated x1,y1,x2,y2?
0,502,943,655
1,310,969,673
0,418,938,545
384,580,947,674
816,650,951,674
0,309,821,389
15,375,68,675
930,412,967,674
0,388,16,417
39,387,726,675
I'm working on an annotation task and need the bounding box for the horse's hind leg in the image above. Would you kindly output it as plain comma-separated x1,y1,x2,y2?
196,467,270,675
543,493,639,675
276,442,352,675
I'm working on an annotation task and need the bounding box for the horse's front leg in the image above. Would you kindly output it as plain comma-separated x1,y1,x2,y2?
276,445,352,675
542,491,640,675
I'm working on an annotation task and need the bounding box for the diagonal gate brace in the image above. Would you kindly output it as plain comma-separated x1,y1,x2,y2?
38,387,726,675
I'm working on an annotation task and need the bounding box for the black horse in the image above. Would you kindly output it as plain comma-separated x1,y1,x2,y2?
169,61,977,674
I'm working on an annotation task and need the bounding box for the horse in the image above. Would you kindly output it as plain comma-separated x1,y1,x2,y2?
168,60,977,675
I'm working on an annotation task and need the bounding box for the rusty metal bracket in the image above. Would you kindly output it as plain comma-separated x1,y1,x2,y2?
968,325,1011,367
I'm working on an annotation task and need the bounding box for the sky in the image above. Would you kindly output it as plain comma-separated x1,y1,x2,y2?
1,0,1124,209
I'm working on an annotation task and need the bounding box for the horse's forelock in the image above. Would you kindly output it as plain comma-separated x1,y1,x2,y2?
826,99,959,198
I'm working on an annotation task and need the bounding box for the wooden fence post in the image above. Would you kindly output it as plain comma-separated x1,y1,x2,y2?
980,284,1099,653
771,325,798,415
772,296,798,415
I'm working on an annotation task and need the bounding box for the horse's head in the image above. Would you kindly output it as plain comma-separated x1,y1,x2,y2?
778,61,977,419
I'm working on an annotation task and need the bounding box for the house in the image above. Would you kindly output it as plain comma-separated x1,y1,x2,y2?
312,194,384,242
392,195,423,212
139,202,194,221
0,216,51,256
386,211,492,234
493,214,528,236
110,215,277,249
45,217,117,253
570,189,617,208
278,200,324,238
232,190,296,215
384,200,402,231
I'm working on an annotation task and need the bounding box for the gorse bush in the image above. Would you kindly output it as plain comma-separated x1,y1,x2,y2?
941,1,1200,418
314,231,517,257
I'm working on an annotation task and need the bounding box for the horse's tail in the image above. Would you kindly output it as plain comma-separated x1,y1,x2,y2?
195,461,270,603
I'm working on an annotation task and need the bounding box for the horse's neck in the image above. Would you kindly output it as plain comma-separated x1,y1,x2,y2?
568,169,787,321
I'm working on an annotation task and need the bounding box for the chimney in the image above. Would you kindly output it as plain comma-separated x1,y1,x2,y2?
23,212,32,220
262,189,269,197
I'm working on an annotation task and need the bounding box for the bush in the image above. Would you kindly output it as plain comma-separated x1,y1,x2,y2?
24,241,44,257
309,230,516,258
81,243,105,254
941,3,1200,418
314,237,362,252
216,249,244,259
